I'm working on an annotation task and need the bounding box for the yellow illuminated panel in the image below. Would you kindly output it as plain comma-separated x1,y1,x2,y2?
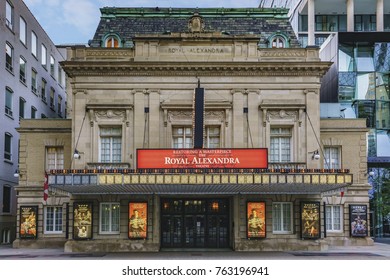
205,175,212,184
320,175,327,184
262,175,269,184
278,175,286,184
164,175,172,184
327,175,336,184
221,175,229,184
123,175,131,184
140,175,148,184
337,175,344,184
213,175,221,184
180,175,189,184
304,175,311,184
254,174,261,184
196,175,204,184
229,175,237,184
148,175,156,184
99,175,107,184
189,175,197,184
156,175,164,184
131,175,139,184
312,175,319,184
114,175,122,184
295,175,303,184
106,175,114,184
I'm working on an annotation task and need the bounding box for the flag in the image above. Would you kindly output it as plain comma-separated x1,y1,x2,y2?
44,173,49,201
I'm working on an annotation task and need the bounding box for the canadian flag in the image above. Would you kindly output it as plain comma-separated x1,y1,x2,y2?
44,173,49,201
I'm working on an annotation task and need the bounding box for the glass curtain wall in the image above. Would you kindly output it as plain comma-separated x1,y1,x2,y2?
338,42,390,158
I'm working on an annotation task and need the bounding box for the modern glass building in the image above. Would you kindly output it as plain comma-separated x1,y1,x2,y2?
262,0,390,236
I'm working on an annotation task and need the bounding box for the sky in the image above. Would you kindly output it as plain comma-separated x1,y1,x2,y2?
24,0,262,45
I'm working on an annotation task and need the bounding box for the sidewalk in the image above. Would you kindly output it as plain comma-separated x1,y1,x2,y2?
1,241,390,259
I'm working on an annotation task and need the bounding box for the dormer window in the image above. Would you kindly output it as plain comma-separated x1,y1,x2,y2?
268,33,289,49
272,36,285,48
104,36,120,48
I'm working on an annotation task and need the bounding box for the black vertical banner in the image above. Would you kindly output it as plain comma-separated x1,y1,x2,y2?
194,87,204,149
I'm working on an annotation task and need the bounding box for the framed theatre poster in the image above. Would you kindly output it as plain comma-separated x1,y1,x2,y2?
20,206,38,239
247,202,266,238
73,202,93,240
128,202,148,239
301,202,320,239
350,205,368,237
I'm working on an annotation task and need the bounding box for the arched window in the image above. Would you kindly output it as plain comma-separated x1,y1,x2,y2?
105,36,120,48
268,33,289,49
272,36,286,48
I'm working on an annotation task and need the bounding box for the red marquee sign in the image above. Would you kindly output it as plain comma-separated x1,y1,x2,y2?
137,148,268,169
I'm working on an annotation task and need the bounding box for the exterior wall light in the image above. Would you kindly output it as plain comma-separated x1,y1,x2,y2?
73,149,81,159
312,150,320,160
14,169,20,178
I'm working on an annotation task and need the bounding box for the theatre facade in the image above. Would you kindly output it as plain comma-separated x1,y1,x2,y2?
13,7,372,252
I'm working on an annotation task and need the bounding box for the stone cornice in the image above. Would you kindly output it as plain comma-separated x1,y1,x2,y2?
63,61,331,77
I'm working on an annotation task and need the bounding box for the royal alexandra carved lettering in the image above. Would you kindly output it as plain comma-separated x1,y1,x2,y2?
167,47,226,54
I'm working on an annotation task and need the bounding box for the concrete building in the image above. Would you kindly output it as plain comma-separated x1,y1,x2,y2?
261,0,390,237
0,0,67,244
14,7,372,252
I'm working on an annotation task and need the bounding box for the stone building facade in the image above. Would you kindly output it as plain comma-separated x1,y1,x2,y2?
14,7,371,252
1,0,67,245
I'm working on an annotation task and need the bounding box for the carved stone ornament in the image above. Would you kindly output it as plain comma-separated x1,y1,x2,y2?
205,110,225,123
188,13,205,33
168,110,192,122
266,110,298,122
93,109,129,126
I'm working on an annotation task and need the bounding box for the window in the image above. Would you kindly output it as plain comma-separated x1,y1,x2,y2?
49,88,55,109
46,147,64,170
105,36,119,48
205,126,220,148
6,1,13,30
58,65,64,87
4,133,12,161
41,44,47,68
50,55,55,78
172,127,192,148
19,57,27,84
41,79,47,102
5,87,13,117
326,205,342,232
6,42,13,72
270,127,291,162
31,106,37,119
31,68,37,93
19,97,26,120
271,36,285,48
57,95,62,116
272,202,293,233
100,127,122,163
41,113,47,119
20,17,27,44
100,203,120,234
31,32,38,57
44,206,63,233
2,186,11,213
324,147,340,169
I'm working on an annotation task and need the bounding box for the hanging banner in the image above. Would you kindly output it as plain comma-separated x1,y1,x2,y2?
247,202,266,238
129,202,148,239
301,202,320,239
73,202,93,240
20,206,38,239
137,148,268,169
350,205,368,237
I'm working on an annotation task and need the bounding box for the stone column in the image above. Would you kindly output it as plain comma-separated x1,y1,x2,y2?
305,90,321,169
247,91,260,147
377,0,384,32
232,90,244,147
133,90,145,151
307,0,315,46
149,90,160,148
347,0,355,32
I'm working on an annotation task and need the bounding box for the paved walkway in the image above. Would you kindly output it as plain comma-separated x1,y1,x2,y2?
1,240,390,260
